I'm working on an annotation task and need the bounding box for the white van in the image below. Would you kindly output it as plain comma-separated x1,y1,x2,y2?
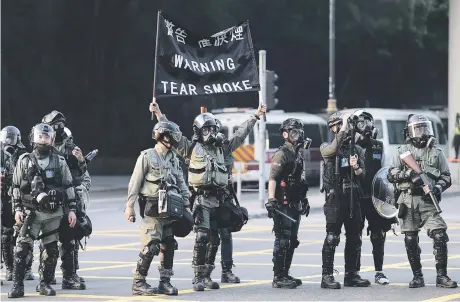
340,108,448,167
212,108,328,184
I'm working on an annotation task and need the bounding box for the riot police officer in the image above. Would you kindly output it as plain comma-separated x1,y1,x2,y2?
8,123,77,298
320,111,370,289
41,111,88,290
387,114,457,288
265,118,310,289
150,101,266,291
354,111,393,285
0,126,35,281
1,142,14,284
124,120,191,296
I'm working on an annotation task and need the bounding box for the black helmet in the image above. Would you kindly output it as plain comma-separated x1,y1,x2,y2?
405,114,435,148
327,112,343,129
74,215,93,241
153,121,182,147
42,110,66,143
0,126,25,149
280,118,303,133
171,209,193,237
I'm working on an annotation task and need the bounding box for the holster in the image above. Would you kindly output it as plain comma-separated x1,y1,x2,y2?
141,196,159,217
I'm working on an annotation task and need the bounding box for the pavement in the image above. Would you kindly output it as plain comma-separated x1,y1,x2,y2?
1,188,460,301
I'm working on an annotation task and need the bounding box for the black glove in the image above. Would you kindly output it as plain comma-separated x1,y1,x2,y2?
410,171,423,187
265,198,278,219
193,204,204,225
301,198,310,217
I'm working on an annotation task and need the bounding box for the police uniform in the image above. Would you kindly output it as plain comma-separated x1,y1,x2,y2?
160,113,257,291
267,140,308,288
357,136,393,283
41,111,89,289
127,147,190,296
8,148,76,298
388,143,457,288
0,126,34,281
320,125,370,289
1,147,14,282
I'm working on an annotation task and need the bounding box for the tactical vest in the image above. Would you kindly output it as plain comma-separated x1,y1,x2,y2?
24,152,63,191
188,143,228,189
322,144,360,194
143,148,178,197
397,143,440,189
55,141,82,185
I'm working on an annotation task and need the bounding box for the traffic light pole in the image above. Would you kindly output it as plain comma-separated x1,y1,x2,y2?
258,50,267,207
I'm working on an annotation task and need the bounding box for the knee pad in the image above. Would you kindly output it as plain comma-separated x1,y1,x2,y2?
430,229,449,244
404,231,419,247
196,228,210,245
141,240,161,259
325,232,340,247
209,233,220,247
279,237,291,250
219,228,232,243
163,236,178,251
16,242,32,260
44,241,59,259
370,229,386,242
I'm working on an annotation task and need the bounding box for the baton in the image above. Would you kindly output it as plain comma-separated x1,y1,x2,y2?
274,208,297,223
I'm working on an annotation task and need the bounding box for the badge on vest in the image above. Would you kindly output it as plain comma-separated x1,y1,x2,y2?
45,170,55,178
373,153,382,159
341,157,349,168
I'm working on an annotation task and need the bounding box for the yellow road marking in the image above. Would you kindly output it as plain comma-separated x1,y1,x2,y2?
423,293,460,302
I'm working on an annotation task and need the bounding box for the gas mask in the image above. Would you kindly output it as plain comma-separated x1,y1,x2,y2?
4,145,15,155
287,128,305,146
31,174,49,204
35,143,53,156
202,126,217,145
52,122,65,144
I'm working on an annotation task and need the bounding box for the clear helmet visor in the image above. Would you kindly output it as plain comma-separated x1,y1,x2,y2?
408,121,434,139
0,130,18,145
32,128,55,146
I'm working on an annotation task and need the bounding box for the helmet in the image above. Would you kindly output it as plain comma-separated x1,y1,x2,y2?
64,127,72,138
280,118,303,133
0,126,25,149
405,114,434,148
193,113,217,130
74,215,93,241
193,113,218,144
327,112,343,129
171,209,193,237
29,123,55,153
356,111,376,138
153,121,182,147
42,110,66,143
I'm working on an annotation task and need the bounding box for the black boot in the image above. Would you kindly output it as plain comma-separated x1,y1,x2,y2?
405,232,425,288
203,264,220,289
132,242,159,296
157,267,178,296
37,242,60,296
8,258,27,298
221,260,240,283
2,236,14,281
343,272,371,287
321,233,341,289
73,241,84,283
61,242,85,290
285,243,302,286
192,265,206,292
272,241,296,289
431,230,458,288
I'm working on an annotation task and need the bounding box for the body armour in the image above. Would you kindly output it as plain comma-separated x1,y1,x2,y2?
188,143,228,189
22,152,63,192
142,148,181,197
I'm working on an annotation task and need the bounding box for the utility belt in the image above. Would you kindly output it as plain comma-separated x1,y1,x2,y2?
22,195,62,213
140,189,184,221
195,187,226,199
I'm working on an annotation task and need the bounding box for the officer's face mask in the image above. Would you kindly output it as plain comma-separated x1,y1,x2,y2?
201,126,217,144
287,128,304,145
33,132,53,156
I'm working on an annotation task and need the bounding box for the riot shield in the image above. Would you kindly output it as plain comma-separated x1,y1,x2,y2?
371,166,398,219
